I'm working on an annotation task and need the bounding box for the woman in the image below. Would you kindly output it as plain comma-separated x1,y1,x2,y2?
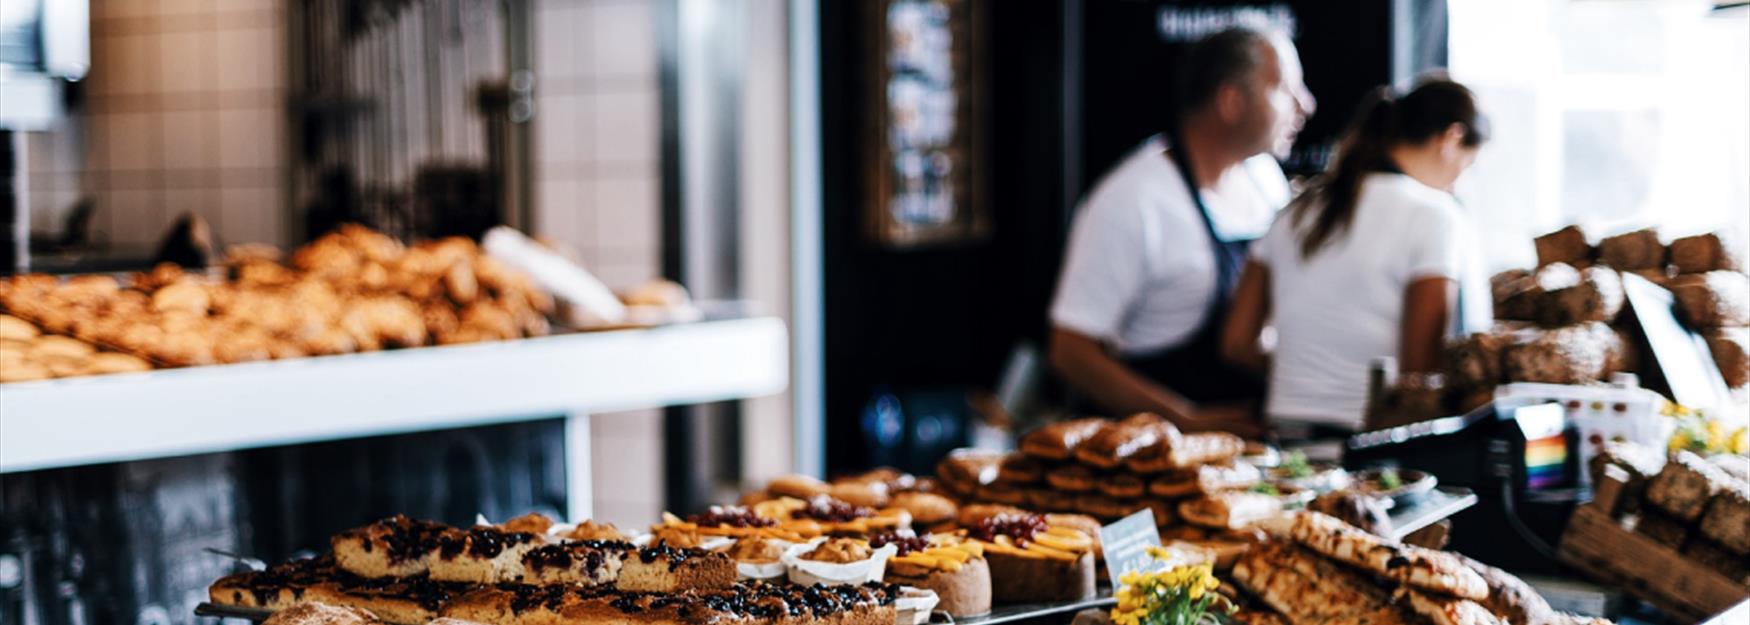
1220,77,1490,432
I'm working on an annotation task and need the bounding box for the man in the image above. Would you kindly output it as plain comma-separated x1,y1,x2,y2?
1049,26,1316,436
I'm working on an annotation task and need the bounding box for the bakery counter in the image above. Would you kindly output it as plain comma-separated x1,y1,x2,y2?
0,316,787,492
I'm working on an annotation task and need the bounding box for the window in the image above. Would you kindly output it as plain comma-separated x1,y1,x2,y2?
1450,0,1749,270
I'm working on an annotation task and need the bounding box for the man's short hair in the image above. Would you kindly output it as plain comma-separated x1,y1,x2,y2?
1175,26,1276,117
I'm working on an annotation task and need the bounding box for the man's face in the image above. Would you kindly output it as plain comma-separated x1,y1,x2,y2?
1235,38,1316,159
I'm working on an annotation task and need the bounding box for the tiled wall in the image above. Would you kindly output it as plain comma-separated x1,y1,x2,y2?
530,0,667,527
26,0,289,251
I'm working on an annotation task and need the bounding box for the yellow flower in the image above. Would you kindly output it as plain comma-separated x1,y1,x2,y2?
1729,427,1747,454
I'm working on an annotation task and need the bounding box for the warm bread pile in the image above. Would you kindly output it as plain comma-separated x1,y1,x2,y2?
935,413,1270,539
1233,512,1609,625
0,314,151,382
0,225,553,377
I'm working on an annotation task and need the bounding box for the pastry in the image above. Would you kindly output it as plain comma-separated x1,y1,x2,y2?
1141,499,1179,526
802,538,874,564
498,513,554,536
891,492,958,526
956,504,1031,528
1458,554,1558,625
85,352,154,375
1128,432,1245,474
0,315,38,341
565,519,627,542
936,449,1003,497
331,515,456,578
259,602,383,625
881,533,992,617
1399,588,1508,625
725,536,787,564
1645,451,1731,521
518,541,630,585
978,482,1030,506
1148,462,1262,498
1178,492,1282,530
969,513,1096,604
1289,511,1488,600
1232,543,1410,625
1074,413,1177,469
1700,483,1750,555
1024,488,1067,512
1099,473,1147,499
1045,464,1097,493
995,454,1047,485
769,474,831,499
613,544,737,592
443,581,902,625
1018,418,1109,461
828,481,890,509
1534,225,1593,268
1075,494,1139,520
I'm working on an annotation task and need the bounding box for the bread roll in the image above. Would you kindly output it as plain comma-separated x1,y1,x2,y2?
1597,228,1665,271
1535,226,1593,268
1669,232,1743,274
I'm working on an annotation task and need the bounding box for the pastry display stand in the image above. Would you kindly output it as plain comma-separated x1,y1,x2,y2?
0,316,788,521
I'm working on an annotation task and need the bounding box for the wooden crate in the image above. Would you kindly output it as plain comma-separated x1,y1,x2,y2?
1557,468,1749,622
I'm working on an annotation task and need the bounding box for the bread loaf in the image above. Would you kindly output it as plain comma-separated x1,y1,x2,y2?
1535,226,1593,268
1597,228,1665,271
1708,327,1749,389
1671,271,1750,328
1539,266,1624,327
1645,451,1731,522
1669,232,1743,274
1699,482,1750,555
1501,323,1613,384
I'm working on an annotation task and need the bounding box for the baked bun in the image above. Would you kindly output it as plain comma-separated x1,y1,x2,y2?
892,492,959,525
1019,418,1110,461
768,474,830,499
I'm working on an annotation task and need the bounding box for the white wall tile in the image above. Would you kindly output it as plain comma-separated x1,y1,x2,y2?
106,112,161,171
593,409,661,439
591,0,657,80
535,93,593,167
93,0,164,20
216,108,281,169
108,189,166,247
215,27,280,92
105,33,162,95
534,4,585,80
592,90,657,165
159,30,216,93
219,186,281,246
161,110,217,169
159,0,216,15
536,179,581,243
593,176,658,251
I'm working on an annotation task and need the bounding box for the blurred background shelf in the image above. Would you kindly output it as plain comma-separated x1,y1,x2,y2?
0,316,788,474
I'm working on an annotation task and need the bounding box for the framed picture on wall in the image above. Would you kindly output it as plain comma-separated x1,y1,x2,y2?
866,0,988,248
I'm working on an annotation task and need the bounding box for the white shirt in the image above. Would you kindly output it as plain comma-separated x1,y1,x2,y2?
1051,135,1290,355
1252,173,1484,428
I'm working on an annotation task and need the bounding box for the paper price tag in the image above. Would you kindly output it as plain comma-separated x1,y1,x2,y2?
1097,508,1163,583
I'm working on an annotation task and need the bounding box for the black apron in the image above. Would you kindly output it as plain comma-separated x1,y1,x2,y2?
1120,135,1266,405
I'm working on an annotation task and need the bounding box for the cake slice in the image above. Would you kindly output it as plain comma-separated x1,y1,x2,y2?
969,514,1096,604
331,515,453,578
616,543,737,592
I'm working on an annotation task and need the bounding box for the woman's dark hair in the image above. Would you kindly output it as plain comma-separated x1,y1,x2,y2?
1289,77,1489,258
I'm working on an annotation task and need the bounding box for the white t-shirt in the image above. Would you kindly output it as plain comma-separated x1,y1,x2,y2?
1251,173,1483,428
1051,135,1290,355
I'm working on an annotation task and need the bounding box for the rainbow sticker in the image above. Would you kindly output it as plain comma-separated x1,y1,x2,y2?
1524,434,1568,489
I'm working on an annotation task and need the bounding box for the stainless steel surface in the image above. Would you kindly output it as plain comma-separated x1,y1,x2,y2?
1386,486,1479,541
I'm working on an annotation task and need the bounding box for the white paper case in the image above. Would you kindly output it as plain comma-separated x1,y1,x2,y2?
894,587,940,625
781,538,898,586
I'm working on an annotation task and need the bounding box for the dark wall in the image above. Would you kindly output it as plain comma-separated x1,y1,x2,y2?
819,1,1075,475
